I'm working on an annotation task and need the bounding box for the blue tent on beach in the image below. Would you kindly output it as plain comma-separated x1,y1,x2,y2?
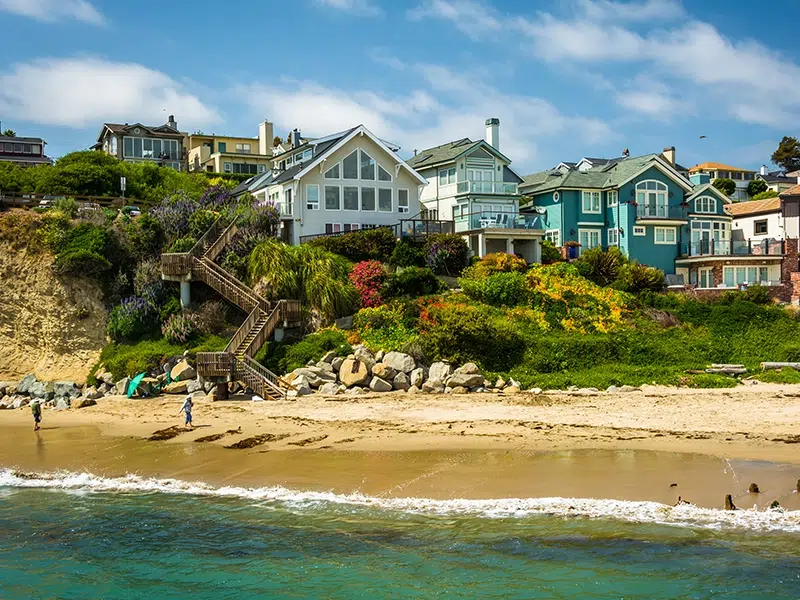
126,373,146,398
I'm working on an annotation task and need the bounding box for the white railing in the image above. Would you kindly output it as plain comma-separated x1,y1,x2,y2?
277,202,293,217
456,181,518,195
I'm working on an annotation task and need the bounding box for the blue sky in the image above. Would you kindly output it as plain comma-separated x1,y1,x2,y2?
0,0,798,174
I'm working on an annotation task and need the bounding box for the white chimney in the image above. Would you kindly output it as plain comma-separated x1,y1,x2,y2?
663,146,675,166
258,120,273,156
485,118,500,150
760,165,768,176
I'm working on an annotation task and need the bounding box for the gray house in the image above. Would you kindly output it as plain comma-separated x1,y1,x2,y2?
94,115,186,170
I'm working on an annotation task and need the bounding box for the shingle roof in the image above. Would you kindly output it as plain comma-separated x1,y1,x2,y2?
689,161,754,173
782,183,800,196
759,173,794,183
0,135,46,144
725,197,781,216
101,123,184,138
406,138,481,169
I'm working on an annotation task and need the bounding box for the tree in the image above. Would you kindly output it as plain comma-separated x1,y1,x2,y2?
272,136,283,147
771,136,800,172
747,179,768,197
712,178,736,196
2,129,16,137
752,190,779,200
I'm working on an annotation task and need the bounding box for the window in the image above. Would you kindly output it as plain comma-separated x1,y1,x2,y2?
343,224,360,232
3,142,12,152
236,143,251,154
361,188,376,211
607,190,618,207
306,185,319,210
694,196,717,213
398,189,409,213
343,151,359,179
218,142,227,153
378,188,392,212
578,229,601,254
724,266,768,287
343,186,359,211
608,228,619,246
438,167,456,185
545,230,560,246
635,180,668,218
325,223,342,234
690,220,731,253
698,267,714,289
360,151,376,180
325,186,341,210
294,149,311,163
378,165,392,181
223,162,233,173
581,191,601,214
754,220,768,235
325,163,340,179
284,189,293,214
654,227,676,244
22,144,31,154
633,226,646,236
13,143,22,152
123,137,179,160
258,164,267,174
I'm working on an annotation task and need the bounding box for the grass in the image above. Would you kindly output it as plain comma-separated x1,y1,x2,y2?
253,329,352,374
750,367,800,384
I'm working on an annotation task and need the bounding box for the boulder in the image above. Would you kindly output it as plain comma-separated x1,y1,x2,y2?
422,380,445,394
163,381,189,394
315,360,335,374
17,374,37,395
4,385,17,397
83,387,103,400
393,372,411,392
375,350,385,362
383,351,416,374
318,382,342,396
0,382,14,396
95,370,114,385
354,346,376,370
170,360,197,382
54,381,80,399
54,398,70,411
204,381,216,393
28,381,55,401
0,395,10,408
321,350,337,364
290,375,313,397
186,378,204,394
338,359,371,387
606,385,619,393
455,363,481,375
429,362,452,383
116,377,131,396
449,386,468,395
503,385,521,395
369,377,393,393
495,377,506,389
331,357,344,373
12,396,29,409
73,398,97,409
292,367,336,388
407,385,420,395
345,386,366,396
446,373,484,389
137,377,160,397
483,379,494,389
410,368,425,388
372,363,397,381
530,387,543,395
98,383,112,395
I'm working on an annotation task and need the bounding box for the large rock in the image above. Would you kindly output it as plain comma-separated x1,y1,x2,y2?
331,357,344,373
186,378,204,394
369,377,393,393
447,386,468,395
318,382,343,396
293,367,336,388
407,385,420,395
95,370,114,385
503,385,521,395
12,396,29,409
315,361,335,374
393,372,410,391
116,377,131,396
428,362,452,383
73,398,97,409
54,381,80,399
83,386,103,400
28,381,54,400
137,377,160,397
345,386,366,396
163,381,189,394
383,351,416,374
17,374,37,395
422,380,445,394
372,363,397,381
288,377,313,398
54,398,70,411
410,368,425,388
0,382,14,396
455,363,481,375
446,373,484,388
338,359,371,387
354,346,377,370
170,360,197,382
321,350,337,364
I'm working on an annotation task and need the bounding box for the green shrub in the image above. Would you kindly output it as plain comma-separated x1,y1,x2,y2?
424,233,469,276
575,246,627,286
31,211,70,252
309,227,397,262
614,262,665,294
53,223,116,277
53,197,78,218
273,329,352,373
747,179,768,197
752,190,779,200
541,240,563,263
97,335,227,380
127,214,166,259
354,302,420,351
752,367,800,384
107,296,159,342
195,301,229,335
168,236,197,253
189,209,218,237
460,271,529,307
161,312,199,344
385,267,444,299
741,285,771,305
390,239,426,268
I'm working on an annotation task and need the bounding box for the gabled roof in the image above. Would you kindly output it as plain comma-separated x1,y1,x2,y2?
689,161,755,173
758,173,795,184
782,183,800,196
231,171,274,196
686,183,733,204
98,122,184,142
725,197,781,216
406,138,512,170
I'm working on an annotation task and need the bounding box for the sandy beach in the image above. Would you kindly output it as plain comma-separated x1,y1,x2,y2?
2,384,800,509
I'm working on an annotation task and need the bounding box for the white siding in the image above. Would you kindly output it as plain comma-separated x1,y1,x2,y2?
732,211,783,241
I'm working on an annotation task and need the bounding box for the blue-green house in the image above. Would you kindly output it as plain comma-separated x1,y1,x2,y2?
519,152,737,276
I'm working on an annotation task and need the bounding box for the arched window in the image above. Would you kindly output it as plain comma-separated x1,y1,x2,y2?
694,196,717,214
636,180,668,218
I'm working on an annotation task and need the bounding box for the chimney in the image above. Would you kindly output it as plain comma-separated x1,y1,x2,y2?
760,165,768,176
167,115,177,130
291,128,301,148
663,146,675,166
485,118,500,150
258,120,273,156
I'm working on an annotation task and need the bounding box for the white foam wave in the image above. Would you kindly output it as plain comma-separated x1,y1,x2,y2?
2,468,799,533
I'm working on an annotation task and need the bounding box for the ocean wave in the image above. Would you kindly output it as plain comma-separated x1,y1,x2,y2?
1,468,799,533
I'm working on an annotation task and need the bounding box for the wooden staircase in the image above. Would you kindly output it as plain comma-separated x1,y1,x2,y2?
161,217,301,400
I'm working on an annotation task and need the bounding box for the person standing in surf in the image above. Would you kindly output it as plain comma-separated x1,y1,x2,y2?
31,400,42,431
177,395,193,428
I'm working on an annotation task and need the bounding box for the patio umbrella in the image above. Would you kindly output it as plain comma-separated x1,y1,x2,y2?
126,372,146,398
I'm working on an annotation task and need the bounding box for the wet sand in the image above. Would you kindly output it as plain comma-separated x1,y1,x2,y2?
2,385,800,509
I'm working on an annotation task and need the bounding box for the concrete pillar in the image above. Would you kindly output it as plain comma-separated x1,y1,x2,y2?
274,327,285,343
180,279,191,309
505,238,512,254
479,233,487,258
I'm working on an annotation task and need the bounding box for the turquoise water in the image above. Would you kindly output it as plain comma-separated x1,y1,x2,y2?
2,474,800,599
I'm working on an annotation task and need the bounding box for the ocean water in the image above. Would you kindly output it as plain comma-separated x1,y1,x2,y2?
1,470,799,599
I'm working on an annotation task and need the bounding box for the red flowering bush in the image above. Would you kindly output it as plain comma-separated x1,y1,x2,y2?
349,260,387,308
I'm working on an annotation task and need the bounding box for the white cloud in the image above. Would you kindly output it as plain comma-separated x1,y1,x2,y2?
615,77,688,120
0,58,219,129
407,0,502,40
576,0,686,22
314,0,382,17
0,0,106,25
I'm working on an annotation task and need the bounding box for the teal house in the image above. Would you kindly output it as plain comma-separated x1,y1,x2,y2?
519,150,754,281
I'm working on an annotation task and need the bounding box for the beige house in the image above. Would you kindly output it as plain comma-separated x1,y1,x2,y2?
254,125,427,245
187,121,274,175
94,115,186,170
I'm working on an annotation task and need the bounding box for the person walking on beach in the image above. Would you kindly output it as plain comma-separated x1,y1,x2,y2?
31,399,42,431
178,394,193,428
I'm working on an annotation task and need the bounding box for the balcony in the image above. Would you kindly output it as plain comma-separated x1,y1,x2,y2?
455,211,542,233
635,204,688,222
276,202,293,218
456,181,519,195
679,239,784,258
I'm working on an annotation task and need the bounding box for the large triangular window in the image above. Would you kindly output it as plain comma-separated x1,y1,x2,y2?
360,150,376,180
324,163,340,179
378,165,392,181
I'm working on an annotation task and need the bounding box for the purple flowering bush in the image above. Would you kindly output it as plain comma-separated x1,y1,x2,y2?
161,312,199,344
149,191,199,240
107,295,159,341
424,234,469,276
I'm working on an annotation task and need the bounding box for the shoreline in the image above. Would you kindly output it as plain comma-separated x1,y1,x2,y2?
1,384,800,510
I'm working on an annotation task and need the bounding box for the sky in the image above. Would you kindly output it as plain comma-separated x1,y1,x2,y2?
0,0,798,174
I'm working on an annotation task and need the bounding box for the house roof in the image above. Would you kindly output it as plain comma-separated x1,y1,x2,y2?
406,138,481,169
782,183,800,196
0,135,46,144
725,197,782,217
231,171,274,196
689,161,754,173
758,173,795,183
98,122,184,142
686,182,732,204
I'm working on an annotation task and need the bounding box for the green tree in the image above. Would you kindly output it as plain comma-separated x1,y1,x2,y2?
752,190,779,200
771,136,800,172
746,179,768,197
712,178,736,196
2,129,16,137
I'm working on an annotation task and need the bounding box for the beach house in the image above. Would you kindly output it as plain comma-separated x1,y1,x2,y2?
186,121,274,176
94,115,186,171
0,133,52,167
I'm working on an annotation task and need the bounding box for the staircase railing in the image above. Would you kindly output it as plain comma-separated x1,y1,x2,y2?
225,306,265,355
204,220,239,261
190,216,227,257
236,355,294,396
193,257,267,314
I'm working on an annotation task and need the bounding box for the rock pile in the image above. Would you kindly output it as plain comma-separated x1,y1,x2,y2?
282,345,524,397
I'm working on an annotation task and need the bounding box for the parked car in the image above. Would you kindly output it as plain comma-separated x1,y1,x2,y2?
120,205,142,217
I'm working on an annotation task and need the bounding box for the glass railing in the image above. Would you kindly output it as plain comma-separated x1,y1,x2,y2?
454,211,541,232
456,181,519,195
636,204,686,219
680,239,784,257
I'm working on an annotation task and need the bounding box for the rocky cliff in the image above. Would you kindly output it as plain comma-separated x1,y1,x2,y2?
0,240,107,384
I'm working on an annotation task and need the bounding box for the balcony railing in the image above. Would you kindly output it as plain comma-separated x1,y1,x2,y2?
636,204,688,220
454,211,542,232
276,202,293,217
679,239,785,257
456,181,519,195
